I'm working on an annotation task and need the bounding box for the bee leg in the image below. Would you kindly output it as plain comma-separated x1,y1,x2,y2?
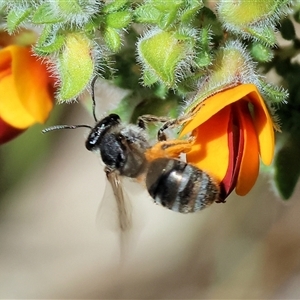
137,114,171,130
137,112,194,141
145,139,193,161
137,114,185,141
157,113,194,141
157,119,176,141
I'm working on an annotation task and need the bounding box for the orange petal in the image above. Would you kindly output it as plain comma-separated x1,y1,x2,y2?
180,84,270,137
187,105,231,183
0,74,36,128
0,46,54,129
11,46,54,123
246,90,274,165
235,102,259,195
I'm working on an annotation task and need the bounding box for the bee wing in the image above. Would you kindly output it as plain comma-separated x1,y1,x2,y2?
96,169,132,232
106,169,132,231
97,170,149,262
96,167,151,263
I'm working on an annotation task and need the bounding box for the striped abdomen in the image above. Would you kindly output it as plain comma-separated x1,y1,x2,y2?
146,158,219,213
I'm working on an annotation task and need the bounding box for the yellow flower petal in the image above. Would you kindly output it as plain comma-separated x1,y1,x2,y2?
187,106,231,182
11,46,53,123
0,75,36,128
0,46,54,129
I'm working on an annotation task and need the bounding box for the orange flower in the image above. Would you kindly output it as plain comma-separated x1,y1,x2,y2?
0,45,54,144
180,84,275,200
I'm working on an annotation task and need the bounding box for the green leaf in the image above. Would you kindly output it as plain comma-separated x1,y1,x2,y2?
0,0,7,11
56,0,83,14
259,80,288,104
152,0,183,13
106,11,131,29
156,1,182,29
143,69,159,86
158,11,177,29
103,0,128,13
37,24,56,45
274,135,300,199
6,8,32,34
247,26,277,47
34,34,65,56
134,4,160,24
104,27,121,52
32,3,63,24
34,25,64,55
195,51,211,67
180,0,203,23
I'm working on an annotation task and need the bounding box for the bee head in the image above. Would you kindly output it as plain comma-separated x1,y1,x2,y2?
85,114,121,151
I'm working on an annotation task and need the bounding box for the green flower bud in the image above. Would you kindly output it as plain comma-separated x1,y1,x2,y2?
217,0,290,45
58,32,94,101
137,29,195,87
218,0,281,26
250,42,274,62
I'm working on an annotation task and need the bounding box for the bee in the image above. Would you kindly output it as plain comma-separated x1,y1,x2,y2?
42,78,219,231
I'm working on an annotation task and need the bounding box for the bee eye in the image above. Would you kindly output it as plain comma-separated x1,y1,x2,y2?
85,131,99,151
109,114,121,122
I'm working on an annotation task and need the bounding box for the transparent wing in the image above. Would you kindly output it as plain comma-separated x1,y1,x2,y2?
106,169,132,231
96,169,132,232
96,170,148,262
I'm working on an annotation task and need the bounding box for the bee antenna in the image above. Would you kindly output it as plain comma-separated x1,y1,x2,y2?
42,124,93,134
43,76,98,134
91,76,98,122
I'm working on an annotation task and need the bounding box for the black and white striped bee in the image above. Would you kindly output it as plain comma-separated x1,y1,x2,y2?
42,78,219,231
